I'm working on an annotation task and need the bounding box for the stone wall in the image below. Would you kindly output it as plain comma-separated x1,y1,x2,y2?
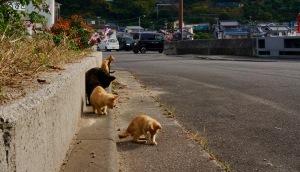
164,38,256,56
0,52,102,172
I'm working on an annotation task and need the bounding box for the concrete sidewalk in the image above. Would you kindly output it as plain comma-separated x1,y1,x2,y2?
60,90,118,171
113,71,223,172
60,70,224,172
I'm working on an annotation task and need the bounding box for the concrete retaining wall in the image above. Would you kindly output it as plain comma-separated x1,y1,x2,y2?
164,38,256,56
0,51,102,172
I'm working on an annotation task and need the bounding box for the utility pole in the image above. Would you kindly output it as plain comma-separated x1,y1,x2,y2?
139,15,146,39
178,0,183,41
97,16,101,25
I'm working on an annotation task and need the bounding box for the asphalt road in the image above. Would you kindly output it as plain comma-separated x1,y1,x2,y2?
104,51,300,172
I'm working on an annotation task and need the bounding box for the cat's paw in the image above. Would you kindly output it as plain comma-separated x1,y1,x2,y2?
147,141,157,146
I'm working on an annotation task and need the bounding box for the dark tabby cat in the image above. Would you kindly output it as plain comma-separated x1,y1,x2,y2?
85,67,115,104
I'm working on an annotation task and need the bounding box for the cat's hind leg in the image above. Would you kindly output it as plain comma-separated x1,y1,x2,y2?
132,134,147,144
142,130,151,143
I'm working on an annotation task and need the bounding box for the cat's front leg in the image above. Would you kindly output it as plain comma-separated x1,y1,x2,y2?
103,106,107,115
149,134,157,145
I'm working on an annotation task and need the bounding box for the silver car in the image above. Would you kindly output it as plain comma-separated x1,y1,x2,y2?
97,38,120,51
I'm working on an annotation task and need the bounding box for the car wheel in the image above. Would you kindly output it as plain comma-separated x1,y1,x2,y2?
159,50,163,53
133,50,139,54
116,49,119,51
140,47,146,53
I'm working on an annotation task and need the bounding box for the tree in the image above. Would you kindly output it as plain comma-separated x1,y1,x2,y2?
0,0,49,39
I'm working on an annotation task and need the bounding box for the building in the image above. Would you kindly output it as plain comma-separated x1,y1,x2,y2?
173,20,185,30
124,26,144,34
193,23,210,31
213,20,249,39
8,0,60,28
256,36,300,57
256,23,293,37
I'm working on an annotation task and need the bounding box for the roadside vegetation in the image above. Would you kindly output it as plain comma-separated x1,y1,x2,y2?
57,0,299,29
0,0,96,101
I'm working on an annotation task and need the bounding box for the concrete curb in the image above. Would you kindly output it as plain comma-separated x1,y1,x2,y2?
60,109,118,172
60,64,118,172
0,51,102,172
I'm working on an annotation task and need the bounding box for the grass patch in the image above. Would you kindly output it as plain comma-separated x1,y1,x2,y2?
0,86,4,99
187,127,232,172
0,35,91,91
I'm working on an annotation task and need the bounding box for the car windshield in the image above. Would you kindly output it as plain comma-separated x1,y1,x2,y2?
109,39,117,43
124,37,133,43
155,35,164,41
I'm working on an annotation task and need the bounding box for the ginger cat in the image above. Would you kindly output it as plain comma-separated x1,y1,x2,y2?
90,86,119,115
118,114,162,145
101,55,115,73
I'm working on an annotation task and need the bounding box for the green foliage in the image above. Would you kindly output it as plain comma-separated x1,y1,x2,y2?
0,0,49,40
28,11,46,24
0,5,24,38
56,0,298,29
194,30,212,40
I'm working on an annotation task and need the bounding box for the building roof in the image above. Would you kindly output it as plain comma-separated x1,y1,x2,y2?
88,24,118,30
265,26,290,31
126,26,143,30
219,21,239,26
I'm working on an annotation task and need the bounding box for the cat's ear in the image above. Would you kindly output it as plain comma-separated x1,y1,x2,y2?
109,95,119,102
156,123,162,130
113,95,119,100
109,76,116,81
148,122,154,130
110,55,115,61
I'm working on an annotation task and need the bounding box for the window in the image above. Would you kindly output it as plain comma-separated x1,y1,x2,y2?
258,39,265,48
258,51,270,55
284,39,300,48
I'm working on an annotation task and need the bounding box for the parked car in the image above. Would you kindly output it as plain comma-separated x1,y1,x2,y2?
118,36,133,51
132,33,164,54
97,38,119,51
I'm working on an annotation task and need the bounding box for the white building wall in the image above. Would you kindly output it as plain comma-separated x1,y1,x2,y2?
25,0,55,28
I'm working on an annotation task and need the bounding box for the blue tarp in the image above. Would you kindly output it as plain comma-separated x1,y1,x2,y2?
224,30,248,35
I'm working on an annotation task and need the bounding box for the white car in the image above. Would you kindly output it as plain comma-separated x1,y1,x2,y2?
97,38,120,51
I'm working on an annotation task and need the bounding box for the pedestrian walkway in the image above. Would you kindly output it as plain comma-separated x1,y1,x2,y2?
60,70,224,172
113,71,223,172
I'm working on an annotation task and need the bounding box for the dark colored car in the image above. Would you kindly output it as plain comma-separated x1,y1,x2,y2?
118,36,133,51
132,33,164,54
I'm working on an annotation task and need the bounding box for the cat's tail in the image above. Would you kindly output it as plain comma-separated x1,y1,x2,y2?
118,131,130,139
